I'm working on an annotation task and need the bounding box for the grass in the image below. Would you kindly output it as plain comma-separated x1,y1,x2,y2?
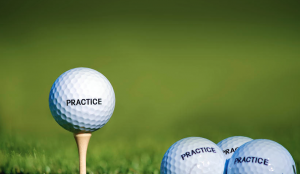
0,134,163,174
0,0,300,173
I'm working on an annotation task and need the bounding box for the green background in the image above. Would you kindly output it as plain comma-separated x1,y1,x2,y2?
0,0,299,173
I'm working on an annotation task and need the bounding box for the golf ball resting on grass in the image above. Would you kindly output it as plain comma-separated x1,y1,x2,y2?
227,139,297,174
160,137,225,174
217,136,253,174
49,67,115,174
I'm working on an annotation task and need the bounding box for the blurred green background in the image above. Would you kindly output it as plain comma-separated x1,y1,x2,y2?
0,0,299,173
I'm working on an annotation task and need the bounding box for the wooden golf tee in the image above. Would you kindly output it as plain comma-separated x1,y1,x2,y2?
74,133,92,174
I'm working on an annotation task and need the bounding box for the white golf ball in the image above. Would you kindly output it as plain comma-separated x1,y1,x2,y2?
49,67,115,133
227,139,297,174
217,136,253,173
160,137,225,174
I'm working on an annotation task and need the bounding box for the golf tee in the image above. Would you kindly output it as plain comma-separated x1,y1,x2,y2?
74,133,92,174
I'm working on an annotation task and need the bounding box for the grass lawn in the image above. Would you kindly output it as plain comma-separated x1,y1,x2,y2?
0,0,299,173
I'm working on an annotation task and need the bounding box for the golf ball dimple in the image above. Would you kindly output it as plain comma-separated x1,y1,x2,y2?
49,67,115,133
227,139,297,174
160,137,226,174
217,136,253,174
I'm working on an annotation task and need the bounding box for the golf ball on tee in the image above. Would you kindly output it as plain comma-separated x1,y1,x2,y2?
227,139,297,174
217,136,253,173
49,67,115,133
160,137,225,174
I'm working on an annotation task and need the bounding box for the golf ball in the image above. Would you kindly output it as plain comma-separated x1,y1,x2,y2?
227,139,297,174
160,137,226,174
217,136,253,174
49,67,115,133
